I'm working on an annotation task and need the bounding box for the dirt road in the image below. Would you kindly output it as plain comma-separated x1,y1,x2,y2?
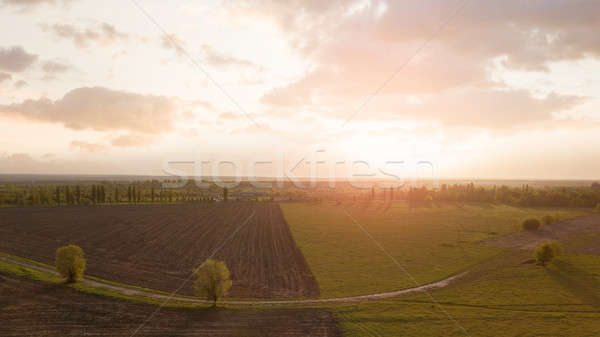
0,255,465,306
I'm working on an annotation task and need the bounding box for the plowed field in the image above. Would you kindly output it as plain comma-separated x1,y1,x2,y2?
0,273,340,337
0,203,319,298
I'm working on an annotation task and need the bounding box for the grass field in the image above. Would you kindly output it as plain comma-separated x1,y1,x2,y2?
333,250,600,336
281,201,589,298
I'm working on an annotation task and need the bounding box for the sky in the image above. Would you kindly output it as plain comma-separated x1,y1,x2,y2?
0,0,599,180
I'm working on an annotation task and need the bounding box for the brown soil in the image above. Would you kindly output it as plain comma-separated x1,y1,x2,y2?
0,203,319,298
0,273,341,337
482,213,600,252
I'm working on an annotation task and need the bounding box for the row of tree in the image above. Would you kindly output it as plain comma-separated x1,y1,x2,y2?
324,183,600,208
0,184,221,206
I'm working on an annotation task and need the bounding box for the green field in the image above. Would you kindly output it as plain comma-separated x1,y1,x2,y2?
334,250,600,336
281,201,589,298
2,200,599,336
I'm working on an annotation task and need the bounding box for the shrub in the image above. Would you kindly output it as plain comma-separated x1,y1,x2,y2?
522,218,541,231
55,245,86,282
596,203,600,212
194,259,232,307
535,242,562,266
541,215,555,225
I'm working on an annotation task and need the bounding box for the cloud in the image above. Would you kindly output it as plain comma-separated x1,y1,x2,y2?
41,22,129,48
0,72,11,83
1,0,76,11
160,34,262,70
70,140,108,153
0,152,122,175
229,122,271,134
161,34,187,56
0,152,35,167
401,89,587,129
110,133,153,147
230,1,600,68
0,86,180,134
189,99,216,111
0,46,38,72
218,111,241,120
42,60,71,74
237,1,600,129
41,59,73,80
70,134,153,152
200,45,262,70
13,80,27,88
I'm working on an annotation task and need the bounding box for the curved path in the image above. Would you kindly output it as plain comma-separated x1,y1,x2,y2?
1,255,466,306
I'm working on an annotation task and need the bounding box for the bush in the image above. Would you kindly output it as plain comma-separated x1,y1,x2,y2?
194,259,232,307
535,242,561,266
541,215,555,225
522,218,541,231
55,245,86,282
596,203,600,212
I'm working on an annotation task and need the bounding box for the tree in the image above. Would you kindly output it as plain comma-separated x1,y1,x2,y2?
541,215,555,225
522,218,541,231
223,187,228,202
535,242,561,266
65,186,72,205
193,259,232,307
55,186,61,206
55,245,86,282
75,185,81,204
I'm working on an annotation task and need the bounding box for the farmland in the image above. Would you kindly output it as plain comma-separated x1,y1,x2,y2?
281,201,589,297
0,273,341,337
334,249,600,336
2,196,600,336
0,203,319,299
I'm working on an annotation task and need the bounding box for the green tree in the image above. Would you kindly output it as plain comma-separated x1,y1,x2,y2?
522,218,541,231
223,187,228,202
535,242,561,266
55,186,61,206
99,186,105,203
193,259,232,307
65,186,72,205
55,245,86,282
541,215,555,225
75,185,81,204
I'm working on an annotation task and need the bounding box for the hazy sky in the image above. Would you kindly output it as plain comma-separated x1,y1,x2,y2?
0,0,599,180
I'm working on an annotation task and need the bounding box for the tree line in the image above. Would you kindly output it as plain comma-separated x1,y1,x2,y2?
405,183,600,208
0,182,221,206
